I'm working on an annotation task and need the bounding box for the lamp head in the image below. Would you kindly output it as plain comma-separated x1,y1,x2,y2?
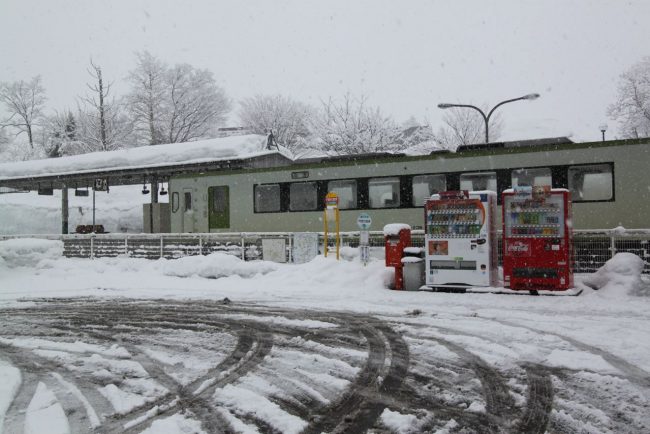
523,93,540,100
599,123,608,132
437,103,454,109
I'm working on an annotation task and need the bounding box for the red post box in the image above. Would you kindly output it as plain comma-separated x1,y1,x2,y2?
383,224,412,290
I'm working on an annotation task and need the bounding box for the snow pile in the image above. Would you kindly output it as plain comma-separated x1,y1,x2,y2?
583,253,649,297
380,408,420,433
0,185,151,235
0,238,63,268
158,252,279,279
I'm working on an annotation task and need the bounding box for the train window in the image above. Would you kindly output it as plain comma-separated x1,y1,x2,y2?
460,172,497,192
412,174,446,206
512,168,552,187
255,184,281,212
369,177,400,208
327,179,357,209
568,164,613,201
171,192,179,213
184,192,192,211
211,186,228,212
290,182,318,211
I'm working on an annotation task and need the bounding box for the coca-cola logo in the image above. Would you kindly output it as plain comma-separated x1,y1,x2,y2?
507,241,530,255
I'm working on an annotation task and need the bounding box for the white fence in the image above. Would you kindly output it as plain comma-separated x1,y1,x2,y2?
1,230,649,273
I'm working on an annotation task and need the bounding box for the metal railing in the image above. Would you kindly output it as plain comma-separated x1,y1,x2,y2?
1,229,649,273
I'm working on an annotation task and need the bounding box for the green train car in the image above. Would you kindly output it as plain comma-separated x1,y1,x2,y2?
168,137,650,233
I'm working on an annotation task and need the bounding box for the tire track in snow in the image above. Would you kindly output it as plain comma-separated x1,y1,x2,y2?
493,318,650,390
302,317,409,434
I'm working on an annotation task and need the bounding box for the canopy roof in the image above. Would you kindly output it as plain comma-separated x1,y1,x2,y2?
0,135,293,190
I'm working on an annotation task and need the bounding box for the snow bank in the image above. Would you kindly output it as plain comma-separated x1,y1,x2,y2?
0,238,63,268
583,253,649,297
0,185,149,235
158,252,278,279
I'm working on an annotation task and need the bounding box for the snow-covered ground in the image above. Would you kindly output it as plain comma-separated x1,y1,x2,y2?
0,239,649,433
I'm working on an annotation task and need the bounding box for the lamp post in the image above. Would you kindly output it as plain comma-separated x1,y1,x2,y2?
438,93,540,143
599,123,608,142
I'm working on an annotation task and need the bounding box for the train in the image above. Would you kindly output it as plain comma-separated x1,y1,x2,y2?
167,137,650,233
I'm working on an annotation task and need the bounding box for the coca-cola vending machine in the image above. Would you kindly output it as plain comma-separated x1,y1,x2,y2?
424,191,497,288
502,187,573,291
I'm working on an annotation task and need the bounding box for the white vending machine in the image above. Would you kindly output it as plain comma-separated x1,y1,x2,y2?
424,190,497,288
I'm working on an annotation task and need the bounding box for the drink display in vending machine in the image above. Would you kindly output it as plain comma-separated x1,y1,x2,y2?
502,186,573,291
424,191,497,288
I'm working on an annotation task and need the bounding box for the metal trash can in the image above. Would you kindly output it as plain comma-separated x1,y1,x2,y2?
402,255,425,291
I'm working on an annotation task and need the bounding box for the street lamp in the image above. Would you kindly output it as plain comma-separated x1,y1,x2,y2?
599,123,608,142
438,93,540,144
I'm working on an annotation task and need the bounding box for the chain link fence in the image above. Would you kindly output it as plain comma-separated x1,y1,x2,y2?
2,230,649,273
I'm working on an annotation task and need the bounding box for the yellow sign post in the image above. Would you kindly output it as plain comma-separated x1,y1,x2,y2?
323,192,340,259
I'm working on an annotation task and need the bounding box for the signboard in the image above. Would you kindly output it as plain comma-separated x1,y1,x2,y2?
357,213,372,230
94,178,108,191
325,192,339,208
513,186,533,199
262,238,287,263
292,233,319,264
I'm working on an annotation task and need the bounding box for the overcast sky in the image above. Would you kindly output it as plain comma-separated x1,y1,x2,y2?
1,0,649,142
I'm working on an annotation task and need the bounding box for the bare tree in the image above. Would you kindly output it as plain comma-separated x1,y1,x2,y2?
608,56,650,138
126,51,167,145
0,127,9,155
75,60,132,153
435,107,503,150
309,93,402,155
238,94,312,153
0,76,47,149
162,64,231,143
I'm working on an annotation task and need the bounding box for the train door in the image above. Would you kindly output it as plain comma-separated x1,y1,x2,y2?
208,186,230,230
182,188,194,232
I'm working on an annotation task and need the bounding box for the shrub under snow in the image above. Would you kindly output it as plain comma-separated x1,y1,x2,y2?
0,238,63,268
157,252,279,279
583,252,649,297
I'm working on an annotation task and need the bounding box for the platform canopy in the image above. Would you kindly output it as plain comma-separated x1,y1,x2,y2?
0,135,293,191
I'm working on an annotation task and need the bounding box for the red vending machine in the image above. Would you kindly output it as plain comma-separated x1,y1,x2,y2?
502,187,573,291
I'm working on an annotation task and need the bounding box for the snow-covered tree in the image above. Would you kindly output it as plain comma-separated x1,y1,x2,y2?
42,110,79,157
162,64,231,143
125,51,167,145
0,75,47,149
125,52,231,146
435,107,503,150
309,93,402,155
75,60,132,153
608,56,650,138
238,94,312,153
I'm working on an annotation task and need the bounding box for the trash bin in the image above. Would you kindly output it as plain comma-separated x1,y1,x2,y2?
402,247,425,291
402,257,425,291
